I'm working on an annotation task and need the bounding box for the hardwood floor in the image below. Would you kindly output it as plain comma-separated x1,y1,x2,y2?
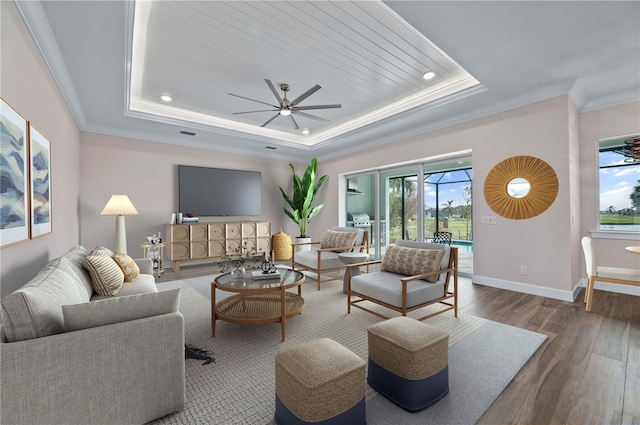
159,263,640,425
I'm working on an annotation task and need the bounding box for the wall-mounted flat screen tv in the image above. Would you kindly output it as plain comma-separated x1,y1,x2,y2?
178,165,261,216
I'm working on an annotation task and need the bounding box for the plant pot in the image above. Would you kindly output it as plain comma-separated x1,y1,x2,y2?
295,237,312,252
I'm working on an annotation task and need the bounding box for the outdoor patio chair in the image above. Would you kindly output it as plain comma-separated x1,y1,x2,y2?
432,232,452,245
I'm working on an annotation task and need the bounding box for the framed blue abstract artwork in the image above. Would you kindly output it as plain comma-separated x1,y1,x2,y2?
29,124,52,238
0,98,30,248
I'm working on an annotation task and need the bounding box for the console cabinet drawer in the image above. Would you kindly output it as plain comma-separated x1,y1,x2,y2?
166,222,271,270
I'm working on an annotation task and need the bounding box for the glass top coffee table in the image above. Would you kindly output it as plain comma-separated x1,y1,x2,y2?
211,267,305,342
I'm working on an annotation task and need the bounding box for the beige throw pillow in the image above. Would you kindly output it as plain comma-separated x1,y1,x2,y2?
112,252,140,282
381,245,445,283
83,250,125,296
320,230,358,251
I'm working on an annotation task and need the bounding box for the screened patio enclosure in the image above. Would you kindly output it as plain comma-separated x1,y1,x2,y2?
345,162,473,275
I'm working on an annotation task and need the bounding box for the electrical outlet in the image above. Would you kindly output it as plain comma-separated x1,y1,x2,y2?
520,266,528,275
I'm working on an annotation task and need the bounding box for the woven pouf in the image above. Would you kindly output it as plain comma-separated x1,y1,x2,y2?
367,316,449,412
275,338,366,425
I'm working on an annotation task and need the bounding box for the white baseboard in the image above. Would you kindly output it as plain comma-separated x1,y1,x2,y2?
472,275,640,302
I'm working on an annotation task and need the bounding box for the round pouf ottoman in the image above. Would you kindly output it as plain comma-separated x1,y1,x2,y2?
367,316,449,412
275,338,366,425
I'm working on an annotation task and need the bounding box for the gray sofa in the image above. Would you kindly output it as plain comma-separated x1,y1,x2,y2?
0,245,185,425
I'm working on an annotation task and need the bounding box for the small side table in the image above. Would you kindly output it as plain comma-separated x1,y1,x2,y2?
140,242,165,278
339,252,369,294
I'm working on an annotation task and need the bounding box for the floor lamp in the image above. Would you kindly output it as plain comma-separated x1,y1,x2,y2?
101,195,138,254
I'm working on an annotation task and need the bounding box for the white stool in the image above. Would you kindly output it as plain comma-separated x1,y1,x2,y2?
339,252,369,294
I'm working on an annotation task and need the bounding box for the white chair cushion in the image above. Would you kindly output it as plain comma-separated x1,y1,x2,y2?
597,266,640,282
351,272,446,308
294,250,344,270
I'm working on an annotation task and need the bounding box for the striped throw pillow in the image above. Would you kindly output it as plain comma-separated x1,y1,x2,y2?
83,250,125,296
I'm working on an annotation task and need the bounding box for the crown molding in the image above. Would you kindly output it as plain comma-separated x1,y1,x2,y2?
16,1,87,128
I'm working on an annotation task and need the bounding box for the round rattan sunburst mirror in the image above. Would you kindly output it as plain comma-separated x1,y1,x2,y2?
483,156,558,220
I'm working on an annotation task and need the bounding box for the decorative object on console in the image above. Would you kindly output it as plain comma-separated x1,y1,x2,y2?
0,97,30,248
279,157,327,238
101,194,138,254
271,228,292,260
483,155,558,220
29,124,52,238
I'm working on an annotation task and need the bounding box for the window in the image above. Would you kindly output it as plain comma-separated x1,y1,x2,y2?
598,139,640,232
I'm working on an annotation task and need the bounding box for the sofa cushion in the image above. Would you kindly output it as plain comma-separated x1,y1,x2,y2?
83,251,124,296
0,259,90,342
112,252,140,282
58,245,95,299
351,271,447,309
63,289,180,332
91,275,158,301
320,230,357,251
381,245,444,283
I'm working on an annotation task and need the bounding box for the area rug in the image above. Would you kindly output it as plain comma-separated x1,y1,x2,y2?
150,276,547,425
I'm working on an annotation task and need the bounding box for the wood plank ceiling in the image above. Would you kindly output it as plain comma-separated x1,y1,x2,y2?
129,0,478,146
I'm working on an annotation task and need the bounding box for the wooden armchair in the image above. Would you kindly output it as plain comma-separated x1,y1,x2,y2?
292,227,369,290
347,240,457,321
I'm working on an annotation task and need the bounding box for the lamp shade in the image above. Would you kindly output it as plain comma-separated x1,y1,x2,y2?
101,195,138,216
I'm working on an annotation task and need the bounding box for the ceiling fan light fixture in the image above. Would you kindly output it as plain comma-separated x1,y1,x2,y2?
160,94,172,102
423,71,436,80
279,109,292,116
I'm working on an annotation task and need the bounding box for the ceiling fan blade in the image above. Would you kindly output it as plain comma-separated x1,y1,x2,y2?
233,109,278,115
292,111,329,122
289,115,300,130
265,79,283,105
229,93,278,108
260,113,280,127
294,104,342,111
291,84,321,106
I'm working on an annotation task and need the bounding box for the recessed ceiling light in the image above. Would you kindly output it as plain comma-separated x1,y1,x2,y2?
265,146,277,150
422,71,436,80
161,95,172,102
302,129,309,135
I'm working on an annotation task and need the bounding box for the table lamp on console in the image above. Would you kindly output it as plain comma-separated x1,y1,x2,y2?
101,194,138,254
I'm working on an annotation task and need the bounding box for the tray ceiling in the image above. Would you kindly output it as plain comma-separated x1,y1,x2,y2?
16,0,640,161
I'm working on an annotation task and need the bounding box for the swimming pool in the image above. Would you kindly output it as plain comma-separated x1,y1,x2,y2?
451,240,473,252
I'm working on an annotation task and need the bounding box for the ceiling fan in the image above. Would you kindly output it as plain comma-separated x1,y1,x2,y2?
229,79,341,130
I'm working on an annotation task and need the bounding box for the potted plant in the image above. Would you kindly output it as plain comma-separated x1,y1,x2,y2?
279,158,327,249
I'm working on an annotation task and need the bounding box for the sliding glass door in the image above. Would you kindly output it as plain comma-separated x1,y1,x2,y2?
344,157,473,275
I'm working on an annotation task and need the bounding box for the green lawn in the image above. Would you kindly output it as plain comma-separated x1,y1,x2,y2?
600,214,640,225
389,217,473,242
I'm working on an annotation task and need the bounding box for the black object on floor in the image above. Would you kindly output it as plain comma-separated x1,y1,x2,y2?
185,344,215,365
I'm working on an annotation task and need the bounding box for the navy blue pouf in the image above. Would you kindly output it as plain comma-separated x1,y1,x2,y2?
274,338,366,424
367,317,449,412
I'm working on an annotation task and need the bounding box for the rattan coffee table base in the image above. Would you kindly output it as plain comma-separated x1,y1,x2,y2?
213,292,305,341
